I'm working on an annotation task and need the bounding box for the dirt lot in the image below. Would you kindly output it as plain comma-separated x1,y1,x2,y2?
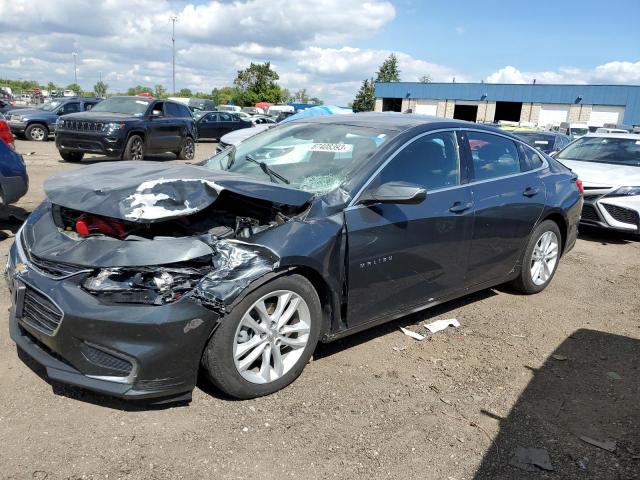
1,139,639,480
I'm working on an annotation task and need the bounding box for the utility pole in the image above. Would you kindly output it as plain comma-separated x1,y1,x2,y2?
170,16,178,94
72,52,78,85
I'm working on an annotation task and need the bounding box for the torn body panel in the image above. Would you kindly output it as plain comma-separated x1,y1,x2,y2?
44,161,314,222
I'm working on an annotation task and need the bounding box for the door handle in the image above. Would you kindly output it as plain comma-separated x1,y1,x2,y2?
449,201,473,214
523,187,541,197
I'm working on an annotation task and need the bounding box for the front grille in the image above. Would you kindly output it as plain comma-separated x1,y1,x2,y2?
22,286,63,335
29,253,89,278
581,204,600,222
603,204,640,226
80,343,133,376
61,120,104,132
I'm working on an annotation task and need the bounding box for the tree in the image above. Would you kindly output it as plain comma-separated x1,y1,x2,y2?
352,78,375,112
46,82,58,94
154,84,167,98
419,75,432,83
309,97,323,105
126,85,153,96
93,81,108,97
375,53,401,83
233,62,284,106
66,83,82,95
178,88,193,97
211,86,241,106
292,88,309,103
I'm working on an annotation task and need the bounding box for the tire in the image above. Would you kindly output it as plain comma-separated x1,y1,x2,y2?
59,151,84,162
176,136,195,160
122,135,145,160
510,220,562,294
25,123,48,141
202,274,322,399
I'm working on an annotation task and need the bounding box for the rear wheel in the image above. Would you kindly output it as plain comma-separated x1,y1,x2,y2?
25,123,48,141
202,274,321,399
122,135,145,160
59,151,84,162
511,220,561,294
176,137,195,160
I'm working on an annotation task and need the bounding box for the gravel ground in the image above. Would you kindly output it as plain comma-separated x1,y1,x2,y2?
1,139,639,480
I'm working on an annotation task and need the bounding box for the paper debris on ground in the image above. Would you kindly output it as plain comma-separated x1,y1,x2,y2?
552,354,568,361
606,371,622,380
509,447,554,472
424,318,460,333
399,327,425,341
579,436,617,452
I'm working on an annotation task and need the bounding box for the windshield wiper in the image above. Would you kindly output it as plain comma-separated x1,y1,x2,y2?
245,154,290,184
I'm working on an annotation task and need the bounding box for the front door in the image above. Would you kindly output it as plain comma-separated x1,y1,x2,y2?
345,130,474,327
463,130,546,287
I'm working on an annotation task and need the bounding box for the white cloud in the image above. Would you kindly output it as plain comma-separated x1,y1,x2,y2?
486,62,640,85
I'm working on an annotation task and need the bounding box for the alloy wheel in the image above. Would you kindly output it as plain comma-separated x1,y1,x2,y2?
30,127,45,141
530,231,559,286
184,139,195,159
233,290,311,384
131,139,144,160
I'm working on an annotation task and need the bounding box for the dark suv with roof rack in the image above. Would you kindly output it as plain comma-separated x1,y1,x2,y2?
54,96,197,162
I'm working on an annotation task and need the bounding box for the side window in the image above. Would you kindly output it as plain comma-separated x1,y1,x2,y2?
179,105,192,117
61,102,80,114
83,102,96,111
205,113,218,122
151,102,164,116
165,102,181,117
375,131,460,190
467,132,520,181
219,113,233,121
524,145,545,169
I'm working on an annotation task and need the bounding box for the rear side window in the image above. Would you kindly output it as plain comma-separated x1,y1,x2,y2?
165,102,181,117
376,131,460,190
467,132,521,181
178,105,192,117
219,113,233,121
60,102,80,114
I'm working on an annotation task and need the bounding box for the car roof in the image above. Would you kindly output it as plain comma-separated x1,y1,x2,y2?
584,132,640,140
295,112,509,133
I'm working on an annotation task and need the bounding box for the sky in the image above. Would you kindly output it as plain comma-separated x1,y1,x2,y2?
0,0,638,104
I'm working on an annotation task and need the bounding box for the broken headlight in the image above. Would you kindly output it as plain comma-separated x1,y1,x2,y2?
82,263,211,305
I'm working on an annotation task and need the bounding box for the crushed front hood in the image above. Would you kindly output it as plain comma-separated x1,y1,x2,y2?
44,161,314,222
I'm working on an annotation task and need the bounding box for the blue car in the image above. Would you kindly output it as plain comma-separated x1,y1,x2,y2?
0,138,28,206
5,97,101,141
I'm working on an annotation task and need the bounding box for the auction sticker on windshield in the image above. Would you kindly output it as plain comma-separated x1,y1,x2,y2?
309,143,353,152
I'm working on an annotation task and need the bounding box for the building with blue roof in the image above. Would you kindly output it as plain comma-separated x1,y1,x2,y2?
374,82,640,127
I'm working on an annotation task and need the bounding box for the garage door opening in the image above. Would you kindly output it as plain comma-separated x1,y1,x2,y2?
453,104,478,122
381,98,402,112
494,101,522,122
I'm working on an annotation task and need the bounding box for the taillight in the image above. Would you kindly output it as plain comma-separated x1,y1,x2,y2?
0,120,14,149
575,178,584,194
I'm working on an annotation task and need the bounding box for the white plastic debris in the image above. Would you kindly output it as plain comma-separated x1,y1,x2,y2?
424,318,460,333
399,327,425,341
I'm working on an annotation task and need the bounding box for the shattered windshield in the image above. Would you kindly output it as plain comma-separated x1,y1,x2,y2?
90,97,151,116
202,122,395,194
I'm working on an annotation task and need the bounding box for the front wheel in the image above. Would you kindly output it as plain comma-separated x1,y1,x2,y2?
122,135,145,160
25,123,48,141
510,220,562,294
202,274,321,399
59,151,84,162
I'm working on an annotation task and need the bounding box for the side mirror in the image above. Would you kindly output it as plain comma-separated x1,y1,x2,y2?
150,110,162,118
359,181,426,206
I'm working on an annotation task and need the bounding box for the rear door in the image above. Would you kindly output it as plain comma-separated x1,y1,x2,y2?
463,130,546,287
345,130,474,327
164,102,185,149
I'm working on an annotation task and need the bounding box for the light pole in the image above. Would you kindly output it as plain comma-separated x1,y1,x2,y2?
170,16,178,94
72,52,78,85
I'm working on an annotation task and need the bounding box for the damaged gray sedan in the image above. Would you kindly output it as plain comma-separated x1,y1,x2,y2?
6,114,582,401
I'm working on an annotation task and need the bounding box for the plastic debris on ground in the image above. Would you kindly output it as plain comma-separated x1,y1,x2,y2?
424,318,460,333
579,436,617,452
509,447,554,472
399,326,425,341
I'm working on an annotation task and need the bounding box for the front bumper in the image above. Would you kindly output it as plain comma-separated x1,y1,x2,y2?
0,174,29,205
8,120,27,135
6,231,220,400
55,130,126,157
580,194,640,234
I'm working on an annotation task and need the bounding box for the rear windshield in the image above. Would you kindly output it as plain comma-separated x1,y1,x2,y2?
515,133,555,153
556,136,640,166
90,97,150,116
